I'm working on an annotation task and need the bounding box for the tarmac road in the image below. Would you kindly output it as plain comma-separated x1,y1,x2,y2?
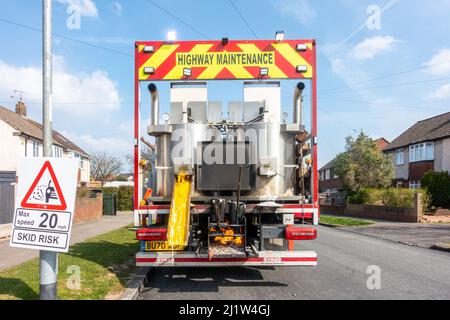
138,226,450,300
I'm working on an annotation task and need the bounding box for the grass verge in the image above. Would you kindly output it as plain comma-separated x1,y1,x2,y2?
0,226,137,300
320,215,375,227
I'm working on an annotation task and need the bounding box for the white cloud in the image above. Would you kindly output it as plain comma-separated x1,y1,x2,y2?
56,0,98,17
423,49,450,76
330,58,344,74
0,56,120,118
429,83,450,99
61,131,132,155
349,36,398,60
272,0,316,25
110,1,123,15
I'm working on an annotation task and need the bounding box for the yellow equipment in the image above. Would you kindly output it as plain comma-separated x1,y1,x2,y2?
166,171,192,249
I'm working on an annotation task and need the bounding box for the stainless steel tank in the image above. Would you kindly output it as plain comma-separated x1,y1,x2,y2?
148,82,304,200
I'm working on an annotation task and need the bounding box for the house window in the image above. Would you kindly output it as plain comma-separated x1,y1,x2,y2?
333,170,338,179
52,146,63,158
320,171,326,181
33,141,40,157
409,142,434,162
325,169,330,180
395,149,404,165
409,180,421,189
74,153,81,167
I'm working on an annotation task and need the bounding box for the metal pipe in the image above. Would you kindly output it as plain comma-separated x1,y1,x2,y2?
148,83,159,126
40,0,58,301
293,82,305,125
156,134,172,197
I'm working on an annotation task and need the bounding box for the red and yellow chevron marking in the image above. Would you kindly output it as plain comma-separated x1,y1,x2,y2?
136,40,315,81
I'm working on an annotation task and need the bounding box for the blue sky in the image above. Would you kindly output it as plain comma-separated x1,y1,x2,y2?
0,0,450,170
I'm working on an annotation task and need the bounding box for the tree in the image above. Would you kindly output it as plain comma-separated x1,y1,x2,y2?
126,146,154,172
421,171,450,208
334,131,394,192
90,152,123,186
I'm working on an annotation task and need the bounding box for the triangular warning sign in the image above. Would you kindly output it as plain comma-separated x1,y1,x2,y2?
21,161,67,211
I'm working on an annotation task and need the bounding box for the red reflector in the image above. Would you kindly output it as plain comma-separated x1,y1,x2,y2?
136,228,167,241
285,227,317,240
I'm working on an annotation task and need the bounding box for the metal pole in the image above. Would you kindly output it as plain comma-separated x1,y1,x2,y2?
40,0,58,300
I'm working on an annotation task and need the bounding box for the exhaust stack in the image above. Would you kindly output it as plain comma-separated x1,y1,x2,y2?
293,82,305,125
148,83,159,126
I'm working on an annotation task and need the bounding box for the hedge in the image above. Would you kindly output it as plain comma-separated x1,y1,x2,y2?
102,186,133,211
421,171,450,209
349,188,430,209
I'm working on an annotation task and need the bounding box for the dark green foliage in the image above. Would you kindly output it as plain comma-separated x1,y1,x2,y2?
102,186,134,211
348,187,431,209
334,131,394,192
421,171,450,208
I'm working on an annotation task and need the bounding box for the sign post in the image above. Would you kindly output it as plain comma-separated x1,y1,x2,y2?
10,158,78,296
41,0,57,300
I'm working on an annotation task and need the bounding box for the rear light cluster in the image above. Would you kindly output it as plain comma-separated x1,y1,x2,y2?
136,228,167,241
285,226,317,240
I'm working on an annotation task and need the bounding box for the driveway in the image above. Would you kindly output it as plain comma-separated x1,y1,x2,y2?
339,221,450,248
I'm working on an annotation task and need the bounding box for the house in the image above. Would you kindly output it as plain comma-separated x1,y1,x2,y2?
0,102,92,227
0,102,91,182
0,102,92,228
383,112,450,189
318,138,390,204
116,173,134,182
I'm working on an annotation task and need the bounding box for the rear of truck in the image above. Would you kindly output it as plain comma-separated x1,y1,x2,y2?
133,39,319,268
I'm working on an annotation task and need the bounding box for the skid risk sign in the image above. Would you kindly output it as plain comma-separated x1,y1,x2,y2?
21,161,67,211
10,158,78,253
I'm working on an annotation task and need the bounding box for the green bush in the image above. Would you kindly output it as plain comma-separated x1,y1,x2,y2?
421,171,450,208
348,187,429,209
348,189,378,205
102,186,133,211
381,188,415,207
117,186,133,211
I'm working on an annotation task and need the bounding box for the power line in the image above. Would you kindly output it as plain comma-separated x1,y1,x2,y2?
145,0,211,40
319,97,449,112
320,58,450,94
320,76,450,96
318,105,357,133
228,0,259,39
0,17,133,58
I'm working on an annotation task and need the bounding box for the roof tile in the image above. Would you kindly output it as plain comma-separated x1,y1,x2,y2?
0,105,90,157
384,112,450,151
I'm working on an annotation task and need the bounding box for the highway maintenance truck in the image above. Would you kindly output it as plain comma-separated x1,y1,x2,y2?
133,37,319,267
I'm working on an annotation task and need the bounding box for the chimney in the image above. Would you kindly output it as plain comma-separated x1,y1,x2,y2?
15,101,27,117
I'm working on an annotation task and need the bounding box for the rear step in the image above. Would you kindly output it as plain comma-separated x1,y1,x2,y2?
136,251,317,267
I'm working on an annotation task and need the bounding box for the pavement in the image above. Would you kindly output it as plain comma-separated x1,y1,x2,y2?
0,212,134,272
138,225,450,300
338,221,450,248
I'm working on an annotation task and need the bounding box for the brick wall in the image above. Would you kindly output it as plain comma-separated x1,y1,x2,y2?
319,177,343,191
321,193,423,223
409,161,434,181
73,194,103,224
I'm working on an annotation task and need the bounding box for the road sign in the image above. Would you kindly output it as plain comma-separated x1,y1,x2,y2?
136,40,315,81
21,161,67,211
10,158,78,253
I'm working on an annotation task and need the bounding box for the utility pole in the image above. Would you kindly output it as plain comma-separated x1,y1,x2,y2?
40,0,58,300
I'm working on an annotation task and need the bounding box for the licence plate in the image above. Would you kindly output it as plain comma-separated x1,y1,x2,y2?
144,241,185,252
